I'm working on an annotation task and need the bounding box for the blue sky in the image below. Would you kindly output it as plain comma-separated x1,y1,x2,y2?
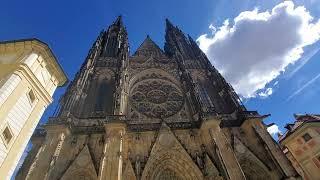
2,0,320,165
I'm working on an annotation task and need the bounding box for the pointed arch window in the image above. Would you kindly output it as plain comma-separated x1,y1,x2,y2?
94,79,108,112
197,83,215,112
93,74,115,115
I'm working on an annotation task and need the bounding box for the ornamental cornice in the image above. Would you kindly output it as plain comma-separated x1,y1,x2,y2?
0,38,67,86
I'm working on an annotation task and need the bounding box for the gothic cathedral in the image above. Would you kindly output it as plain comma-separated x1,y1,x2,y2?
17,17,299,180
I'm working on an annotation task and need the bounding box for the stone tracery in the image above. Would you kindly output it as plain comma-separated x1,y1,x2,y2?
154,168,184,180
130,78,184,118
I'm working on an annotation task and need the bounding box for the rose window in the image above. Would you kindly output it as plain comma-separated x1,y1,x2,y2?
130,79,184,118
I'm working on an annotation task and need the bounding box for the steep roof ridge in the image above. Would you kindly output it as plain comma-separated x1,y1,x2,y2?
133,35,164,56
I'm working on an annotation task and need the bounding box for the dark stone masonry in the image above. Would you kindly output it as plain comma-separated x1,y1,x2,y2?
16,16,300,180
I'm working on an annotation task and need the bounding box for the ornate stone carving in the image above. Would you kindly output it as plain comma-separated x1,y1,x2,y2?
154,169,183,180
130,79,184,118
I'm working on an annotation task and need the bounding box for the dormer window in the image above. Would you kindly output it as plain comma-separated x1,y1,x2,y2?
302,133,312,142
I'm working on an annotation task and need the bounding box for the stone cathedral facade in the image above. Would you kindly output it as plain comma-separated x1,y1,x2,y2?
17,17,299,180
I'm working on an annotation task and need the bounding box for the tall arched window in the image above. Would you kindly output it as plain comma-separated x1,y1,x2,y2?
197,83,215,112
93,76,115,115
94,79,108,112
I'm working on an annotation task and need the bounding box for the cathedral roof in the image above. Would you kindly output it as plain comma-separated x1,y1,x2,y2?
133,35,164,56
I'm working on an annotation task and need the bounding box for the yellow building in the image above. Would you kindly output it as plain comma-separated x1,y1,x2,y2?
0,38,67,179
279,114,320,180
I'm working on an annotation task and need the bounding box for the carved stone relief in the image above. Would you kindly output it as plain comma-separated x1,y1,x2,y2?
154,168,183,180
130,79,184,118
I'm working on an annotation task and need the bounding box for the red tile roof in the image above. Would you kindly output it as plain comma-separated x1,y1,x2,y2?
279,114,320,142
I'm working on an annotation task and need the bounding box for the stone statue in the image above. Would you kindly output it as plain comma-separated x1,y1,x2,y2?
135,155,141,178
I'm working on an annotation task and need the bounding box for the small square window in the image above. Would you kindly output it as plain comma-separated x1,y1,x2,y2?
302,133,312,142
2,127,13,144
28,90,36,104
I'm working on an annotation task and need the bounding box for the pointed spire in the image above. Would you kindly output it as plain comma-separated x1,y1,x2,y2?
165,18,175,30
101,15,128,57
164,19,194,58
113,15,123,26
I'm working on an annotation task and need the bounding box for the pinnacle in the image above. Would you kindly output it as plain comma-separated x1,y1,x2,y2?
113,15,123,26
165,18,185,37
165,18,175,30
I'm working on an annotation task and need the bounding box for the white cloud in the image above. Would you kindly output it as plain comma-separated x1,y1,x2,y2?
258,87,273,98
267,124,281,136
197,1,320,98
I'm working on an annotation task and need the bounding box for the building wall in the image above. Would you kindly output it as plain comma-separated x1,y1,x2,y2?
0,40,65,179
0,74,21,107
282,124,320,180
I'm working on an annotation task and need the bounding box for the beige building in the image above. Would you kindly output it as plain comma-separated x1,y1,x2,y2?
0,39,67,179
279,114,320,180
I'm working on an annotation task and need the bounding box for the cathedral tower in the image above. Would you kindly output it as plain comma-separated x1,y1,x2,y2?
17,17,299,180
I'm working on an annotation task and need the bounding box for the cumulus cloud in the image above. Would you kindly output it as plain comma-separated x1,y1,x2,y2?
267,124,281,136
197,1,320,98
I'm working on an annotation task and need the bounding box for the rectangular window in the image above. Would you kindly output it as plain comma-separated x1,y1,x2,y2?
28,89,36,104
2,126,13,144
302,133,312,142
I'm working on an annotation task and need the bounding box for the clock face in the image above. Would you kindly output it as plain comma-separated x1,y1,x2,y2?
130,79,184,118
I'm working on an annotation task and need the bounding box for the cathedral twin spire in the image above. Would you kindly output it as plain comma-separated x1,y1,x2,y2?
57,16,243,119
164,18,201,60
16,16,299,180
101,15,128,58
